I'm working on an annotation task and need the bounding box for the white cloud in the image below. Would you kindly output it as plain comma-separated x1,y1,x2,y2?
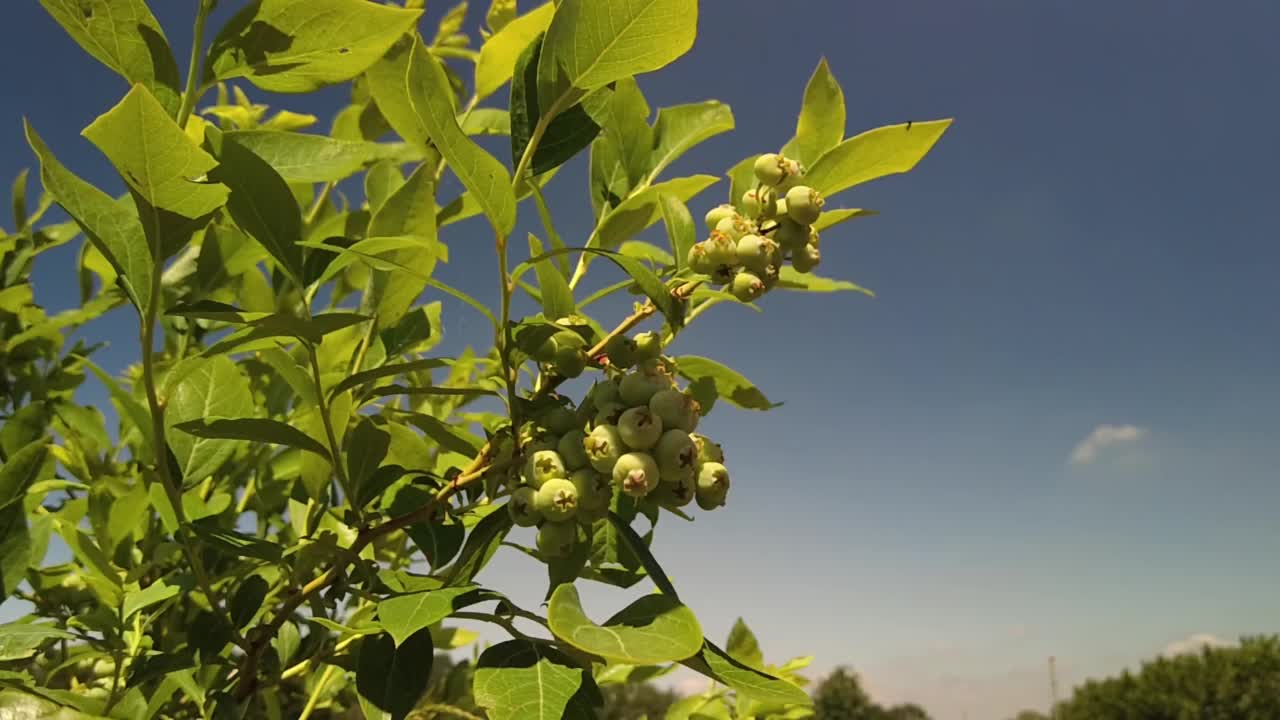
1069,424,1148,465
1163,633,1232,657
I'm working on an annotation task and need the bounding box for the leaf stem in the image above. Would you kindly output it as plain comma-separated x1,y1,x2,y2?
306,342,354,509
175,0,215,129
297,663,337,720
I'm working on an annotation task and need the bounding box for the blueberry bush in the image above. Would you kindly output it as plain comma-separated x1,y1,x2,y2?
0,1,948,717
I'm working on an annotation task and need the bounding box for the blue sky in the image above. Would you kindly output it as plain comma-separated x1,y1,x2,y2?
5,2,1280,718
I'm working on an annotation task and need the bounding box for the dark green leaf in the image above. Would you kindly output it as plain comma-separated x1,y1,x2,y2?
377,586,493,647
547,584,703,664
347,418,390,493
355,629,434,720
725,618,765,670
672,356,778,411
397,412,484,456
0,508,30,600
606,511,679,599
442,509,514,587
682,641,812,710
513,247,672,320
594,175,719,251
173,417,331,459
0,439,49,509
528,234,575,320
230,576,268,628
474,640,601,720
511,34,604,178
122,579,182,620
659,193,696,273
328,358,449,400
189,519,283,562
0,622,74,662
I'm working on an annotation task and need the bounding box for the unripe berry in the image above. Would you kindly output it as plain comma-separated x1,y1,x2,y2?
612,451,660,497
520,425,557,454
705,230,738,266
773,218,810,250
784,186,824,225
791,244,822,274
735,234,778,275
617,406,663,450
524,449,566,487
535,477,579,521
508,486,542,527
742,187,778,219
807,226,821,248
588,380,621,409
710,264,737,285
652,472,696,508
687,243,715,274
695,462,730,509
653,429,698,483
557,429,589,470
691,433,725,464
536,520,577,558
585,424,624,473
593,400,626,427
716,215,753,242
633,332,663,362
704,203,738,231
604,334,638,369
775,158,807,192
753,153,788,187
541,406,580,435
730,270,766,302
619,369,672,407
553,344,586,378
569,467,611,511
649,389,700,433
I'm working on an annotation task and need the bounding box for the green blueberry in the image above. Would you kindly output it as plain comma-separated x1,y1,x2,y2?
537,520,578,558
730,270,766,302
736,234,779,274
557,429,589,470
791,244,821,274
653,429,698,483
570,467,611,511
742,187,778,219
619,368,673,407
553,344,587,378
785,185,825,225
604,334,639,369
774,158,807,192
649,389,700,433
652,473,696,508
716,214,755,243
695,462,730,510
535,477,579,521
807,226,821,248
711,264,738,285
541,406,580,435
691,433,725,464
587,380,621,408
704,203,738,231
91,658,115,678
705,230,738,266
585,424,624,472
753,153,788,186
520,425,557,454
524,449,567,487
508,486,542,527
612,451,660,497
773,218,810,250
633,331,663,361
617,406,663,450
687,242,716,274
593,400,626,427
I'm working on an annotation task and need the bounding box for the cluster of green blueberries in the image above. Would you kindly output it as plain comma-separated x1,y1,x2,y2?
689,152,826,300
500,331,729,558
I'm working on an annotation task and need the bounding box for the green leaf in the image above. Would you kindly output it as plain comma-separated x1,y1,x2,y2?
25,122,151,312
648,101,734,181
173,417,331,459
377,586,492,647
78,356,153,456
775,267,873,296
367,36,517,236
366,163,441,327
618,240,673,266
511,34,604,177
38,0,182,116
442,508,514,587
804,119,952,197
222,131,402,183
537,0,698,104
461,108,513,136
726,154,758,214
475,2,556,101
81,85,229,220
189,519,283,562
672,356,777,411
0,507,31,599
328,358,449,400
205,0,423,93
200,312,373,355
355,629,434,720
658,193,696,273
0,439,49,509
595,78,653,190
122,579,180,620
547,584,703,664
513,247,672,320
204,128,305,285
346,418,390,494
164,356,254,485
811,208,876,232
0,623,74,662
605,511,678,599
397,411,484,456
781,58,846,166
595,175,719,250
725,618,764,670
682,642,812,710
528,234,575,320
474,640,601,720
230,576,268,628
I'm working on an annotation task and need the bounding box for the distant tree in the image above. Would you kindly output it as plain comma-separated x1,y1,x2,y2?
1007,711,1050,720
812,667,882,720
598,681,679,720
878,703,932,720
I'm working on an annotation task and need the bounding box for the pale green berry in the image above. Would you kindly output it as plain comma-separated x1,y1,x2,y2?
705,230,738,266
535,477,579,521
508,486,542,527
612,452,660,497
553,344,587,378
742,187,778,219
735,234,778,275
791,244,821,274
557,429,589,470
524,449,566,487
807,226,821,248
652,472,696,508
716,214,754,242
633,331,663,362
785,186,824,225
593,400,626,427
775,158,807,192
617,406,663,450
537,521,577,558
649,389,700,433
695,462,730,509
753,153,787,187
773,198,788,220
605,334,638,369
704,203,738,231
687,243,715,274
619,369,673,407
773,218,810,250
570,468,611,511
730,270,765,302
585,424,624,473
691,433,725,464
588,380,621,409
654,429,698,483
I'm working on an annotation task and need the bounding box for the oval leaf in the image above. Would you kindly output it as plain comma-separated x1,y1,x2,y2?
355,629,434,720
172,417,331,460
474,640,601,720
672,356,778,411
547,584,703,664
804,119,952,198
